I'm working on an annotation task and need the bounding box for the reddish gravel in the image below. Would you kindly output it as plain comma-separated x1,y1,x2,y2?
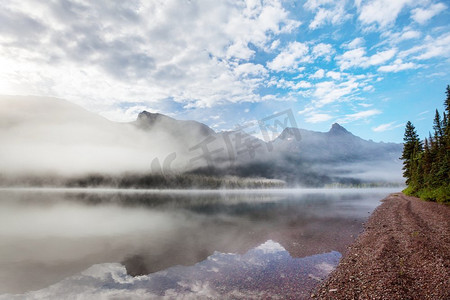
314,193,450,300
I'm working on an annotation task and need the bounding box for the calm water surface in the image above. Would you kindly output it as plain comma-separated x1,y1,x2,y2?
0,188,399,299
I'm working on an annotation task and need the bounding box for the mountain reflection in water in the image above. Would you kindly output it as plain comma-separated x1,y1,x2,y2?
3,240,341,299
0,188,399,297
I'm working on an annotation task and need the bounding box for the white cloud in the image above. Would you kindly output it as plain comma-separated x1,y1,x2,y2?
305,113,334,123
411,3,447,24
363,85,374,92
295,81,313,89
226,42,256,60
398,32,450,61
0,0,301,116
340,109,382,122
269,39,281,51
358,102,373,107
0,0,447,126
358,0,414,28
326,71,342,80
304,0,351,30
311,69,325,79
337,47,396,70
398,44,426,58
234,63,268,77
297,74,375,122
272,78,312,90
415,33,450,60
372,121,403,132
378,59,418,72
312,43,335,61
374,28,421,48
298,107,315,115
304,0,335,11
367,48,397,65
399,30,421,41
337,47,367,70
312,79,360,107
342,37,365,49
267,42,310,72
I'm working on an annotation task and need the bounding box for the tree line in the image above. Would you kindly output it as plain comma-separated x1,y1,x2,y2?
401,85,450,203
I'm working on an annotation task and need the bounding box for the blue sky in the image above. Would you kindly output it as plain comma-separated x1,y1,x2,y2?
0,0,449,142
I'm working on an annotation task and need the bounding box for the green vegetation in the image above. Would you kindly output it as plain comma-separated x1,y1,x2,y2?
323,182,404,188
401,85,450,203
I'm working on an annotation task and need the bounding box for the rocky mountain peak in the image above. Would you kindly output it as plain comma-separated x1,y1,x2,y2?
137,111,163,121
328,123,350,135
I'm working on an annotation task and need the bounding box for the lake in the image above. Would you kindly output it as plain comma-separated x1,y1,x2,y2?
0,188,399,299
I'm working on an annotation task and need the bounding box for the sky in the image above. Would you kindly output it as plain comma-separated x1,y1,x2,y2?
0,0,449,142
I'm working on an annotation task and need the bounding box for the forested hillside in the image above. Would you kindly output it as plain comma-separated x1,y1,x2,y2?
401,85,450,203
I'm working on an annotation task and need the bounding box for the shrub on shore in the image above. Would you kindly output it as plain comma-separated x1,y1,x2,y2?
403,184,450,204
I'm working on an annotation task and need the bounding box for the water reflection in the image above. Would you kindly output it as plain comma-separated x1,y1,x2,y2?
0,188,398,296
2,240,341,299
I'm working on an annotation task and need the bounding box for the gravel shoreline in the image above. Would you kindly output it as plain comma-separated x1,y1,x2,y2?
314,193,450,299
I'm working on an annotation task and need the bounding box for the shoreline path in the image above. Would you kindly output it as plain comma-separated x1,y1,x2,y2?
314,193,450,299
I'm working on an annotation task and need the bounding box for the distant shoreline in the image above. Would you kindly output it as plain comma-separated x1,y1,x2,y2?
0,172,404,190
0,186,402,194
314,193,450,299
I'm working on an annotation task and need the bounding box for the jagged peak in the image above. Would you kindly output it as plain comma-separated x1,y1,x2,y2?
328,123,350,135
137,111,176,123
136,110,215,136
138,110,162,119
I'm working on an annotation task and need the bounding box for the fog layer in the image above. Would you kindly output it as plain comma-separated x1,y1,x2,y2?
0,95,403,185
0,96,203,175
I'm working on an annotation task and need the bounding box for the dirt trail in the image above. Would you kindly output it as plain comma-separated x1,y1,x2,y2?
314,193,450,299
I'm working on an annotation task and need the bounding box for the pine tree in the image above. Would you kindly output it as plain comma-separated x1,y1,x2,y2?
444,87,450,182
401,121,422,186
433,109,444,145
428,131,442,187
403,85,450,202
443,112,448,132
422,138,432,187
445,85,450,115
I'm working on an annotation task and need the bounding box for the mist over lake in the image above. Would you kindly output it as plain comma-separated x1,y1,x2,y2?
0,188,398,298
0,84,406,299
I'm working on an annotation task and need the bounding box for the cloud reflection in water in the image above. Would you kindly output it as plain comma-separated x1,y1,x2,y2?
3,240,340,299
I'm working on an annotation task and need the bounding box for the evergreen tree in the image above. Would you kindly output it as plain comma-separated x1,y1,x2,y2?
401,121,422,185
403,85,450,202
422,138,432,186
444,87,450,182
445,85,450,115
443,112,448,132
433,109,443,144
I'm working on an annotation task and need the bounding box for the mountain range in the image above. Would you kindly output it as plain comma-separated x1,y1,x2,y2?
0,95,403,186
